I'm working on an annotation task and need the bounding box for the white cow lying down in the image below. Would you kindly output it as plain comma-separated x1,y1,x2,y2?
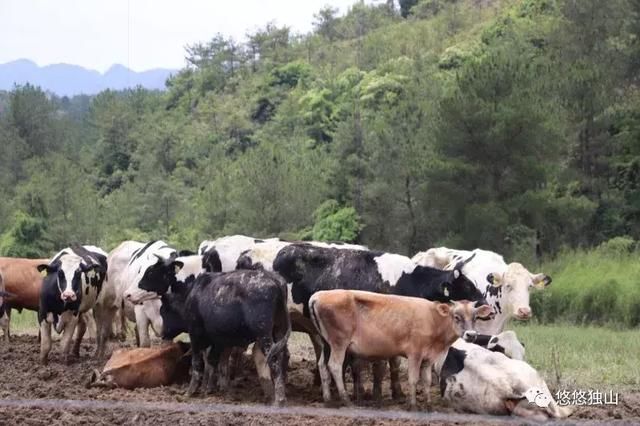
434,339,572,420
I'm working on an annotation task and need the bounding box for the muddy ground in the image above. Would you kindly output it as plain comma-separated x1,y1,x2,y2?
0,335,638,425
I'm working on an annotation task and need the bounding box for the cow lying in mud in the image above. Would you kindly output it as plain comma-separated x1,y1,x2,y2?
309,290,492,410
434,339,572,420
88,342,191,389
156,270,291,406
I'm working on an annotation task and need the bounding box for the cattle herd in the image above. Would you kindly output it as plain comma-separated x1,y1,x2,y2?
0,235,573,420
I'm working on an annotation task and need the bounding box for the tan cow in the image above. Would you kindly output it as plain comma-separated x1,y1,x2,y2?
309,290,492,410
0,257,48,340
88,342,191,389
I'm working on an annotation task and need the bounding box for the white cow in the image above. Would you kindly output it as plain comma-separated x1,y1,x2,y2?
412,247,551,334
198,235,280,272
434,339,572,420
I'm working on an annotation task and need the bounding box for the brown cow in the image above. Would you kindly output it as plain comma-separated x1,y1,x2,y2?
309,290,492,410
0,257,48,341
88,342,191,389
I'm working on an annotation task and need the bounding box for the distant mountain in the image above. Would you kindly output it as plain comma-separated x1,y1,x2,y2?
0,59,176,96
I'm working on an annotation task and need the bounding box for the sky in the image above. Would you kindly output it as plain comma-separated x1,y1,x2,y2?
0,0,365,73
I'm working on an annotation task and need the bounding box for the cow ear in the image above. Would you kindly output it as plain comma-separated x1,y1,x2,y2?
475,304,493,319
172,261,184,274
487,272,503,287
531,273,552,289
37,264,50,276
436,303,451,317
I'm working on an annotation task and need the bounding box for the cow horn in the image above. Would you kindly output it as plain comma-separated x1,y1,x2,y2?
153,253,165,263
85,368,101,388
462,252,476,265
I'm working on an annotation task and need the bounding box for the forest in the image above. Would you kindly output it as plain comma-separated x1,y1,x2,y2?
1,0,639,266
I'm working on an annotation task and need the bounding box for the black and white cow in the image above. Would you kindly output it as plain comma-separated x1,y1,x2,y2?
434,339,572,420
412,247,552,334
97,241,221,350
37,245,107,364
94,241,219,355
158,270,291,406
272,243,485,400
462,330,526,360
198,235,280,272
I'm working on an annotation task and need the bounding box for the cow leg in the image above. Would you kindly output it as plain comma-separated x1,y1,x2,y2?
39,320,52,365
420,361,432,405
372,360,386,402
259,336,286,407
317,346,332,403
327,345,351,406
72,314,87,357
204,348,217,394
60,314,79,365
134,305,151,347
252,343,274,401
350,357,365,403
407,356,421,411
389,356,405,400
94,305,116,358
5,308,11,341
228,346,244,380
187,336,206,397
309,331,323,385
216,347,233,392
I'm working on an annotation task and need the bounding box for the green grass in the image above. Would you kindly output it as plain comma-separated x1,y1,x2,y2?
8,309,39,334
513,323,640,391
531,247,640,328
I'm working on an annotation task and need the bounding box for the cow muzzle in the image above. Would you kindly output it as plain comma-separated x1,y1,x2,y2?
61,291,77,302
462,330,478,343
515,307,532,320
124,290,157,305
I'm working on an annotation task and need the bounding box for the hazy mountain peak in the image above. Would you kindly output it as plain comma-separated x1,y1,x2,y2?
0,59,175,95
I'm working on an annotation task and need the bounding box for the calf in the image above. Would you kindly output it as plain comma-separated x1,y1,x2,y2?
88,342,191,389
434,339,572,419
37,245,107,364
412,247,552,334
273,243,485,399
159,270,291,406
0,257,49,340
462,329,526,360
309,290,492,409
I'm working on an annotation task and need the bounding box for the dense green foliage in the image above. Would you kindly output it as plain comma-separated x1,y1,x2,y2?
1,0,639,265
531,241,640,328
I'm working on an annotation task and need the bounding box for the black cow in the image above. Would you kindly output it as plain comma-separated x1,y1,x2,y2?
37,245,107,365
158,270,291,406
273,243,485,401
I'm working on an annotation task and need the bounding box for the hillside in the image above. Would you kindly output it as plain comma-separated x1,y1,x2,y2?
0,0,637,268
0,59,175,95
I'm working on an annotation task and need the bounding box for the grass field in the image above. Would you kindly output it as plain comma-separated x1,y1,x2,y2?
9,309,639,393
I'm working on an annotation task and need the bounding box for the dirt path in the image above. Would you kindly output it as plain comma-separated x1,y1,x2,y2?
1,335,638,425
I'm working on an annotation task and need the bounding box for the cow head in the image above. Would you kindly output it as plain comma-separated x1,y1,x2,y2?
486,262,551,321
442,253,487,304
125,253,184,304
273,244,326,283
438,301,493,337
38,254,103,304
159,285,189,340
201,248,222,273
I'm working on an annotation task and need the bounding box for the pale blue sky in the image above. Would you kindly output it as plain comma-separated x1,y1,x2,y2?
0,0,367,72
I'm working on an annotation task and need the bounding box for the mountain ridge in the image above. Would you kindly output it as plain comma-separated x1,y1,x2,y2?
0,59,176,96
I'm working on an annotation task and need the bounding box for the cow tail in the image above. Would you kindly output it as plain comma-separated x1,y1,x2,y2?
266,281,291,365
